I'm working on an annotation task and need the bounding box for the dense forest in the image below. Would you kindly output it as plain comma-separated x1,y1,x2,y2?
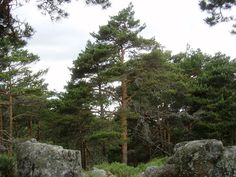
0,0,236,170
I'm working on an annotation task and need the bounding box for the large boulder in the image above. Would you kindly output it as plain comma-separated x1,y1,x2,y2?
15,139,84,177
169,139,224,177
138,139,236,177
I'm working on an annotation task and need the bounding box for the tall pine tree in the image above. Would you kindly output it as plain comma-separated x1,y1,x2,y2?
91,3,155,163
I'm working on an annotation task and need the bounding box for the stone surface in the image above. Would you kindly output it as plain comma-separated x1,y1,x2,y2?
137,139,236,177
89,167,116,177
15,139,84,177
90,168,107,177
213,146,236,176
0,145,7,153
169,139,224,177
137,165,177,177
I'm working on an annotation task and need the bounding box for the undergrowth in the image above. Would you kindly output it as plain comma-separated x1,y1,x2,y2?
87,157,167,177
0,153,16,177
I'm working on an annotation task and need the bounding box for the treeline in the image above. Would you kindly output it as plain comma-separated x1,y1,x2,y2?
0,4,236,168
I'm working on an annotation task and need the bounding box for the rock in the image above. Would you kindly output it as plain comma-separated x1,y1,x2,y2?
169,139,224,177
213,146,236,176
15,139,84,177
89,167,116,177
90,168,107,177
137,165,177,177
0,145,7,153
137,166,159,177
137,139,236,177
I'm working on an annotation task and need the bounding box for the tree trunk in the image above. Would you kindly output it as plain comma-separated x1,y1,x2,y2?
121,78,128,164
28,116,32,138
0,105,3,146
37,120,40,140
98,83,105,119
159,124,163,148
81,141,87,169
120,48,128,164
9,94,13,154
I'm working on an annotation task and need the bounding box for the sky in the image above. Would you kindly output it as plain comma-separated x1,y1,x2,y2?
15,0,236,92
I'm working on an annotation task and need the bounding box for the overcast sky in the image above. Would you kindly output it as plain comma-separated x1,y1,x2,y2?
15,0,236,92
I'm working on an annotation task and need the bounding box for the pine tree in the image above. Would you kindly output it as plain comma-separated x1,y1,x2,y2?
199,0,236,33
0,48,47,151
177,50,236,145
71,41,116,119
127,49,190,160
91,3,155,163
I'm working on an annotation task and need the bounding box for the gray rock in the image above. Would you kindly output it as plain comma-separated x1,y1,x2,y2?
169,139,224,177
137,166,159,177
90,168,107,177
137,165,177,177
0,145,7,153
89,167,116,177
213,146,236,177
15,139,84,177
137,139,236,177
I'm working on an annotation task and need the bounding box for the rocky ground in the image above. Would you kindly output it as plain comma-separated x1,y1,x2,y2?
12,139,236,177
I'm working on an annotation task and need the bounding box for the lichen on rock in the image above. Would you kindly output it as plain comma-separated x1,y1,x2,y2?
15,139,84,177
137,139,236,177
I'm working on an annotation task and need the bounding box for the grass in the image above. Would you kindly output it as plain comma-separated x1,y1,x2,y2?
136,157,167,172
86,157,167,177
0,153,16,177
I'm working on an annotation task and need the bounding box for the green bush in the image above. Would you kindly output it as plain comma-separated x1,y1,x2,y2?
93,157,167,177
0,153,16,177
136,157,168,172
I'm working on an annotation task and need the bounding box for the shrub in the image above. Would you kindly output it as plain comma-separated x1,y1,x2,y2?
136,157,168,172
0,153,16,177
93,157,167,177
